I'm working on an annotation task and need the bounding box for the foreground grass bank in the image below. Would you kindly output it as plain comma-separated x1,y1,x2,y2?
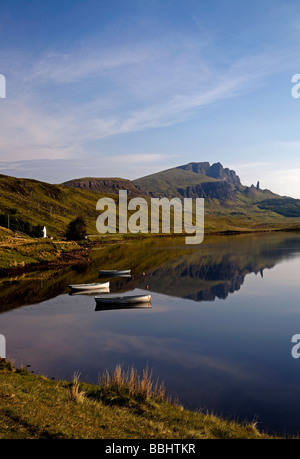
0,227,83,270
0,360,276,439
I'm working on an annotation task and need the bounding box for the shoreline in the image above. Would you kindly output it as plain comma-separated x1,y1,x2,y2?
1,226,300,277
0,358,278,439
1,231,299,438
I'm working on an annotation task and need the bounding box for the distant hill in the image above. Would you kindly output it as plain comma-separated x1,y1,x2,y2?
60,161,300,233
0,174,109,238
133,160,300,211
63,177,145,197
0,159,299,239
133,167,219,198
178,161,241,185
133,161,271,199
132,161,300,231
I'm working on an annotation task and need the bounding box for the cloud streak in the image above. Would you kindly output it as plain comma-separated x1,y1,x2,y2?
0,32,292,166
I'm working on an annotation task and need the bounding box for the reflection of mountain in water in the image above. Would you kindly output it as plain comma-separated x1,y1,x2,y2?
0,232,300,312
133,234,300,302
147,255,264,302
179,258,248,301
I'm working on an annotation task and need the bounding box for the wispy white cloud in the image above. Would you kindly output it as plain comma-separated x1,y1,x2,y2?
0,33,293,166
102,153,175,163
262,168,300,198
29,45,156,85
228,162,271,170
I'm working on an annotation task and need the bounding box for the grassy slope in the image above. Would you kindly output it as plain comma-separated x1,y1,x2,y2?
0,171,299,252
0,226,80,269
0,360,274,439
0,174,112,238
133,168,218,196
205,187,300,233
63,176,143,196
133,167,300,232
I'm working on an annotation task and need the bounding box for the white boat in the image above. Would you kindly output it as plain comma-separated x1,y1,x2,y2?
69,282,110,291
98,269,131,277
94,294,151,305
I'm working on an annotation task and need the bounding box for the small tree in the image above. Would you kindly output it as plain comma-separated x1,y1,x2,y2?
65,217,87,241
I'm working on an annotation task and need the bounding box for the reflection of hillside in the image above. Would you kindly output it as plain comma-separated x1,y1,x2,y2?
0,232,300,311
141,255,275,302
148,261,264,302
0,267,134,313
132,233,300,302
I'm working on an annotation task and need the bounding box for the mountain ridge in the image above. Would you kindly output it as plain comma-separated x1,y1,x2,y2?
61,160,300,224
0,161,299,238
177,161,241,186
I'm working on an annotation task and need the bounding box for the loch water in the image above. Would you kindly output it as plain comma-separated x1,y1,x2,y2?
1,232,300,436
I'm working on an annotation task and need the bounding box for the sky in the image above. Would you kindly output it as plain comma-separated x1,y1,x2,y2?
0,0,300,197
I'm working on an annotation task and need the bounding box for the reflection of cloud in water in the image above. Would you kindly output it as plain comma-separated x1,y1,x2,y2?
75,329,260,384
4,298,258,384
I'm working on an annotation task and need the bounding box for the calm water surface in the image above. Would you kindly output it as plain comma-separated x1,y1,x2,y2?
1,232,300,436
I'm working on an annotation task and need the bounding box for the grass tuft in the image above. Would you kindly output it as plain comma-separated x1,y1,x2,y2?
0,358,14,372
0,360,280,439
97,364,167,405
68,371,86,404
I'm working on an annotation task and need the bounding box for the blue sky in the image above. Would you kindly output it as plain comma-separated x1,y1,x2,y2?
0,0,300,197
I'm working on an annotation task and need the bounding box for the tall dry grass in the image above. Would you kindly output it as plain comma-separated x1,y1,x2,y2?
98,364,167,403
69,371,86,404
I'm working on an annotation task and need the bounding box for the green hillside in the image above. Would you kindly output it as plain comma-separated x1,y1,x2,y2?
132,162,300,233
63,176,143,196
0,174,113,238
133,167,218,196
0,160,299,243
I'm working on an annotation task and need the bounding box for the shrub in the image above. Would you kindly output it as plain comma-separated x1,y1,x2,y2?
65,217,87,241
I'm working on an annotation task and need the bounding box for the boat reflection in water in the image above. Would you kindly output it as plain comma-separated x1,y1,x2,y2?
94,293,151,311
69,281,110,295
98,269,131,277
69,287,110,296
95,302,152,312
